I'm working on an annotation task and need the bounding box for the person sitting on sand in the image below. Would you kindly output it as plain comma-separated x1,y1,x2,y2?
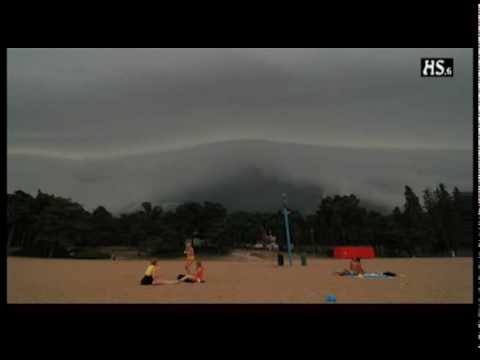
177,260,206,283
184,240,195,274
140,260,179,285
350,257,365,274
335,257,365,276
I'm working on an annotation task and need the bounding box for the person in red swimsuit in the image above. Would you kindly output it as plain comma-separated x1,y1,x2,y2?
334,257,365,276
349,257,365,275
177,260,206,283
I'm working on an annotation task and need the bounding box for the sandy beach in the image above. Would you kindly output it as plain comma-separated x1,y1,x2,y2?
7,256,473,304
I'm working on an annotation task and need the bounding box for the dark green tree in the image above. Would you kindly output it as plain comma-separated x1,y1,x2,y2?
401,186,425,256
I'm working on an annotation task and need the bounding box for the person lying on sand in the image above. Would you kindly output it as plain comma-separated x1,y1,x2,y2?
334,258,400,278
177,260,206,283
140,260,179,285
334,257,365,276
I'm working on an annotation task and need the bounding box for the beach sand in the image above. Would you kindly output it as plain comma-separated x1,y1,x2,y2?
7,256,473,303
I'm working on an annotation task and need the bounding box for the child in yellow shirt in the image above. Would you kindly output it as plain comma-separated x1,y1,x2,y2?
140,260,179,285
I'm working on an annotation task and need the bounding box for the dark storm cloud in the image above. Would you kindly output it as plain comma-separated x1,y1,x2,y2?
8,48,472,155
7,48,473,211
7,140,472,213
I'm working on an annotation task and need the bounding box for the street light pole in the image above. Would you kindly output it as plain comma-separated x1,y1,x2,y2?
282,193,293,266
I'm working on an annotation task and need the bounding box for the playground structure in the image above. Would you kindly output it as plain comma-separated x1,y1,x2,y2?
252,232,278,251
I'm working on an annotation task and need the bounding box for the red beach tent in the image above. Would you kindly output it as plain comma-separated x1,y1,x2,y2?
334,246,375,259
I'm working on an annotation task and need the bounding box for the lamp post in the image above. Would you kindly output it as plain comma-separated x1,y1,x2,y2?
282,193,293,266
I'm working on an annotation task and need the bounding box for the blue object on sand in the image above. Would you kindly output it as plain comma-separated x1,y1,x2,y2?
326,295,337,303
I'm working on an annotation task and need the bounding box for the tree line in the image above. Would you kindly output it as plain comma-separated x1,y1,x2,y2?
6,184,472,258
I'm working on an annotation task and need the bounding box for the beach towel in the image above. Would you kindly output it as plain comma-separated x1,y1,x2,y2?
336,271,398,279
361,272,388,279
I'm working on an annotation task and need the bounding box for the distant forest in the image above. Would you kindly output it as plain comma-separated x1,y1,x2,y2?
7,184,473,258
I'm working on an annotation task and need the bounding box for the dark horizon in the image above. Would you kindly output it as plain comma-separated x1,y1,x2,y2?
8,138,472,214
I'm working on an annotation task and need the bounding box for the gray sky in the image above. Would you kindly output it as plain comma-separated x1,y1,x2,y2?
7,48,473,211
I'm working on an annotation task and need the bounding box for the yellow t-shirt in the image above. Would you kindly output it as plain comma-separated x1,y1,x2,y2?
145,264,156,276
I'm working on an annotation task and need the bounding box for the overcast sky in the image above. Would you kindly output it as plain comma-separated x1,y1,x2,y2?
8,48,472,158
7,48,473,211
